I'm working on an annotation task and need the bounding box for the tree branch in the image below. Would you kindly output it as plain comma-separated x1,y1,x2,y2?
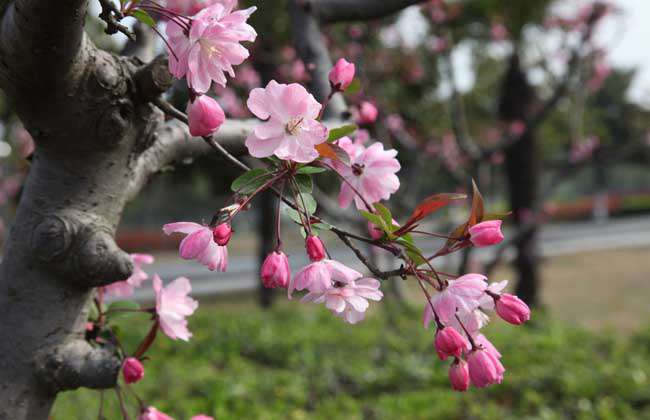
308,0,425,23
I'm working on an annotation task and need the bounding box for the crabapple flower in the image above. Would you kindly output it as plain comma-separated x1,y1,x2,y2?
335,137,401,209
423,274,487,327
449,359,470,392
435,326,470,360
245,80,328,163
187,95,225,137
495,293,531,325
212,223,232,246
329,58,356,91
163,222,228,271
468,220,504,247
479,280,508,310
166,0,222,16
166,1,257,93
356,101,378,125
261,251,291,289
103,254,154,298
305,235,326,261
303,277,383,324
122,357,144,384
467,347,505,388
140,406,174,420
153,275,199,342
190,416,214,420
290,259,361,296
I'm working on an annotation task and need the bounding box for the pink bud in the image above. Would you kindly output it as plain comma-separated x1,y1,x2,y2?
435,327,470,360
357,101,378,125
187,95,226,137
190,416,214,420
212,223,232,246
261,251,291,289
467,348,505,388
495,293,530,325
122,357,144,384
329,58,356,91
449,358,470,392
305,235,326,262
139,406,174,420
468,220,504,247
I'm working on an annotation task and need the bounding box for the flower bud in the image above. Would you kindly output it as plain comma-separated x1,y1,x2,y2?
139,406,174,420
187,95,226,137
468,220,504,247
467,348,505,388
212,223,232,246
357,101,378,125
449,358,470,392
261,251,291,289
435,327,469,360
495,293,530,325
329,58,356,91
305,235,326,262
122,357,144,384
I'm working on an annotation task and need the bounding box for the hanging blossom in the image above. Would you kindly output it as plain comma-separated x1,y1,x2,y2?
103,254,155,298
163,222,228,271
303,277,383,324
153,275,199,342
334,136,401,209
245,80,328,163
165,0,222,16
166,1,257,93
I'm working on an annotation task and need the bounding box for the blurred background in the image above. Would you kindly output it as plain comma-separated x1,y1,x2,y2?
2,0,650,418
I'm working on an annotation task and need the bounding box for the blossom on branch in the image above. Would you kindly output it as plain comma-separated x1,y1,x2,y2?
187,95,226,137
103,253,154,298
302,277,383,324
153,275,199,342
163,222,228,272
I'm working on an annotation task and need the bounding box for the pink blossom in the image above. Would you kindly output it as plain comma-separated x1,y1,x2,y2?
245,80,328,163
163,222,228,271
187,95,226,137
435,326,470,360
305,235,326,261
335,137,401,209
122,357,144,384
166,0,222,16
212,223,232,246
490,23,509,41
290,59,310,82
103,254,155,298
479,280,508,310
236,64,261,88
261,251,291,289
329,58,356,91
495,294,531,325
467,347,505,388
449,359,470,391
153,275,199,341
468,220,504,247
190,416,214,420
166,1,257,93
140,406,174,420
423,274,487,327
290,259,361,296
215,87,248,118
356,101,378,125
302,277,383,324
475,334,502,360
385,114,404,134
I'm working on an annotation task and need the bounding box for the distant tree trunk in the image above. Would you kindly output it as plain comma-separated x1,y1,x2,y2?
499,53,541,306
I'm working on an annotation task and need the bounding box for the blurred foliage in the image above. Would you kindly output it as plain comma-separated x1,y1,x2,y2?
53,304,650,419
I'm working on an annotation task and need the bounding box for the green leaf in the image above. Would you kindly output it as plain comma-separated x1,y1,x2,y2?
88,303,99,322
345,78,362,94
296,166,327,175
311,222,332,231
400,240,427,266
131,9,156,27
359,210,385,231
295,174,313,193
283,206,303,225
231,168,272,194
298,192,317,215
373,203,393,226
327,124,358,142
106,300,141,320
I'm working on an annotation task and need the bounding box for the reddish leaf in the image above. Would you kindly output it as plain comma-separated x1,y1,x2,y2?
395,193,466,236
445,221,469,248
468,179,485,226
316,142,350,165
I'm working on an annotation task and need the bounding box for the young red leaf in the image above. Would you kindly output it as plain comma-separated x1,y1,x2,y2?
395,193,466,236
468,179,485,226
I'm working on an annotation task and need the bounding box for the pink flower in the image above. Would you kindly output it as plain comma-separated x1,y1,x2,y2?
122,357,144,384
423,274,487,327
187,95,226,137
303,278,383,324
449,359,470,392
368,218,399,240
166,0,222,16
261,251,291,289
212,223,232,246
329,58,356,91
435,327,470,360
305,235,326,261
245,80,328,163
467,348,505,388
335,137,401,209
190,416,214,420
290,259,361,296
479,280,508,310
140,406,174,420
356,101,378,125
468,220,504,247
163,222,228,271
495,294,530,325
490,23,509,41
153,275,199,342
103,254,155,298
166,1,257,93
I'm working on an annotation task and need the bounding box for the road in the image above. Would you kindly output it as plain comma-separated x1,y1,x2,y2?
131,215,650,301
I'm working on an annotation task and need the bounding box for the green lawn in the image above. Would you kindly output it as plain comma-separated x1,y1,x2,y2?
52,300,650,420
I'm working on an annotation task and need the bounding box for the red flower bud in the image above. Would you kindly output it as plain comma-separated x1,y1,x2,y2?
468,220,504,247
261,251,291,289
356,101,378,125
435,326,469,360
187,95,226,137
495,293,530,325
449,358,470,392
212,223,232,246
305,235,326,262
329,58,356,91
122,357,144,384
